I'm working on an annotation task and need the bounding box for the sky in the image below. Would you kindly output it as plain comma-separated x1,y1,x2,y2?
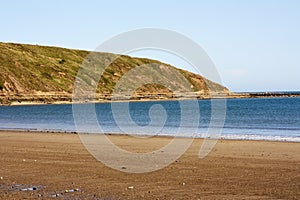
1,0,300,92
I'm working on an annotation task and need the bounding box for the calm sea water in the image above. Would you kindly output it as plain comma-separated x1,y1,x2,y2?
0,98,299,142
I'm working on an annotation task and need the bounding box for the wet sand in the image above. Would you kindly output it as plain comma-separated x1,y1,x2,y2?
0,131,299,199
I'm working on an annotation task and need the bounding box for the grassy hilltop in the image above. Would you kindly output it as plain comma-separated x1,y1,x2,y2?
0,42,229,104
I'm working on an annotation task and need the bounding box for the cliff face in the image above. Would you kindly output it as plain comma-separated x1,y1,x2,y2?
0,42,229,104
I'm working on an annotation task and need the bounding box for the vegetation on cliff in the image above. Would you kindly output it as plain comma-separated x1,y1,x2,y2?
0,42,229,104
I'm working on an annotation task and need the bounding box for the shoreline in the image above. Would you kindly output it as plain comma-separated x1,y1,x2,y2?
0,129,299,143
1,92,300,106
0,130,299,199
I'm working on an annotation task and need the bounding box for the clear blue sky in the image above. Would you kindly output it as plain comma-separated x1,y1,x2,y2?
1,0,299,92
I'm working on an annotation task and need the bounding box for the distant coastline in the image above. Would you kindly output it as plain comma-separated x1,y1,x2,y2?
1,91,300,106
228,91,300,99
2,42,299,106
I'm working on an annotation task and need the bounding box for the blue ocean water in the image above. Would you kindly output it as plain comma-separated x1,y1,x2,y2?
0,97,299,142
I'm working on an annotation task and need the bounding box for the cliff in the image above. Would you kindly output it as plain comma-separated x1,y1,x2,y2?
0,42,229,105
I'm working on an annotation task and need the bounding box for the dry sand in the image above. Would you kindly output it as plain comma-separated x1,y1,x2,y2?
0,131,299,199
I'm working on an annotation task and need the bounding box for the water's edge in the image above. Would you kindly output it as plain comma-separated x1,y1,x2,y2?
1,98,299,142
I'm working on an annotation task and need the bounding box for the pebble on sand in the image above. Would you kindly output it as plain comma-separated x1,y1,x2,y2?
51,193,60,197
65,188,79,193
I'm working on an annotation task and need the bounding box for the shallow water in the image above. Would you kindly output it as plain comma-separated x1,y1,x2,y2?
0,97,299,142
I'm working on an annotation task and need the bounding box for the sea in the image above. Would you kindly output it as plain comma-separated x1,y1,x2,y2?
0,97,299,142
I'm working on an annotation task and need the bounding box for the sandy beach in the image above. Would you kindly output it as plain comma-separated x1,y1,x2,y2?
0,131,299,199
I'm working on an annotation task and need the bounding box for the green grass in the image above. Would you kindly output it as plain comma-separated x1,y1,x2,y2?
0,42,229,96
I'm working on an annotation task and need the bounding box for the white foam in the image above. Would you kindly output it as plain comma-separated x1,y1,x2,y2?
219,134,300,142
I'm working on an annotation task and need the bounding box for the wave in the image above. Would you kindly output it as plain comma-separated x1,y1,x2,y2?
1,127,299,142
220,134,300,142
